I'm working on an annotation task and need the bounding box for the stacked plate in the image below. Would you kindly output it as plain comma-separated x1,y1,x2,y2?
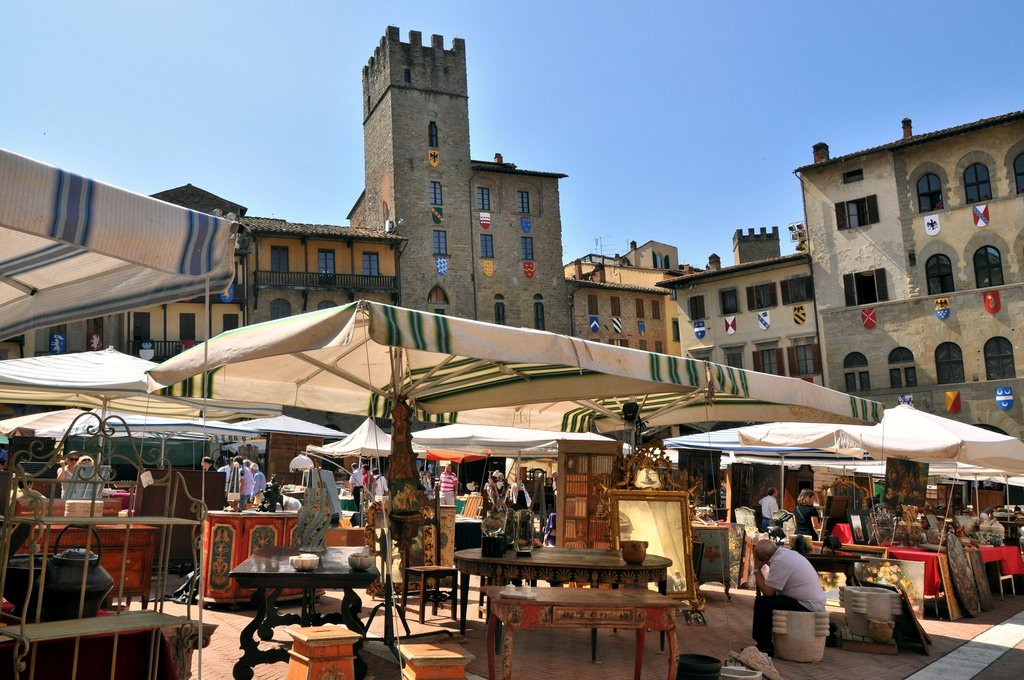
64,500,101,518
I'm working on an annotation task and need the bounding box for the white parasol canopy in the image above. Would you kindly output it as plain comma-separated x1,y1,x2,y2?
0,347,279,420
411,423,616,455
307,418,403,458
737,405,1024,475
0,408,87,437
236,414,345,439
0,147,237,339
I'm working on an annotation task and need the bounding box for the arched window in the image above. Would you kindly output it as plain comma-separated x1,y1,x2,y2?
533,294,545,330
925,254,955,294
917,173,943,212
270,298,291,320
428,121,438,148
427,285,449,308
494,294,506,325
317,300,337,310
1015,154,1024,195
974,246,1003,288
984,337,1015,380
964,163,992,203
888,347,917,389
935,342,964,384
843,352,870,392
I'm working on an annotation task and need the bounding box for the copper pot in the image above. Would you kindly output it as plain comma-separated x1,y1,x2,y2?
621,540,648,565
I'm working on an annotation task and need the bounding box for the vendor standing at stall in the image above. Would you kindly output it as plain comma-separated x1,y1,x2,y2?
439,463,459,506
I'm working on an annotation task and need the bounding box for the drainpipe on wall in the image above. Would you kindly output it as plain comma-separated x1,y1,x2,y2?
795,170,826,386
468,174,479,320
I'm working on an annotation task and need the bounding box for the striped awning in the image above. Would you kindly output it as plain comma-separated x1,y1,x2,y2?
0,148,236,339
148,300,883,432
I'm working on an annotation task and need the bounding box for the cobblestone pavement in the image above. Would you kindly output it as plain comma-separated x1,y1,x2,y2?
158,577,1024,680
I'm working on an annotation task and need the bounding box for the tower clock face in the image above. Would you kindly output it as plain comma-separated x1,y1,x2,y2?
635,465,662,490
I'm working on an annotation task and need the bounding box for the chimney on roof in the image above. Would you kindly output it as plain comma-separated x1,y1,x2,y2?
708,254,721,271
594,263,606,283
494,153,503,164
574,259,582,279
812,142,830,163
902,117,913,139
630,240,637,251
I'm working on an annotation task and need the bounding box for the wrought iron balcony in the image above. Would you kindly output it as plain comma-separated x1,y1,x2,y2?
254,270,398,291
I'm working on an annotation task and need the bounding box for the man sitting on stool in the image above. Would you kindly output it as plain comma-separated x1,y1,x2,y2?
752,539,826,657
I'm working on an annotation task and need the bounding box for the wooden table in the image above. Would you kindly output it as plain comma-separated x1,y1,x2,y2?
483,585,680,680
229,546,378,680
454,547,671,635
805,548,862,586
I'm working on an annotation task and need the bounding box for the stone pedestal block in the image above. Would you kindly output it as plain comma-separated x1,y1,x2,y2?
401,643,474,679
771,609,829,663
839,585,902,638
285,625,362,680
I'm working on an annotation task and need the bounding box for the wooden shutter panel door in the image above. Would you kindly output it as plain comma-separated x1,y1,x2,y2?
769,282,778,307
835,202,848,230
752,350,762,372
775,349,785,375
843,273,857,306
780,279,792,305
866,194,880,224
811,344,822,374
787,347,798,376
746,286,756,311
874,268,889,301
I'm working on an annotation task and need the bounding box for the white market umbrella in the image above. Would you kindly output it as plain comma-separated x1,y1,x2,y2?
0,347,279,420
737,404,1024,475
236,415,345,439
0,147,237,339
307,418,401,459
0,408,87,437
411,423,616,455
65,410,260,442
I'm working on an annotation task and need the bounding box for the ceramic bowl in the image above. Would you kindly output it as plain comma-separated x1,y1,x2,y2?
348,551,374,571
289,554,320,571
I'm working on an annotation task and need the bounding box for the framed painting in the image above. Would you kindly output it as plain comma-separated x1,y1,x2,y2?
848,511,874,545
608,489,700,608
854,557,926,618
692,524,744,593
944,533,980,617
884,458,929,507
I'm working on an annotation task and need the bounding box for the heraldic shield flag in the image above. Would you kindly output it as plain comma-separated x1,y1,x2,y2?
984,290,1000,314
522,261,535,279
588,315,600,333
436,257,448,276
973,204,989,227
793,305,806,325
996,386,1014,411
946,390,961,413
757,310,771,330
860,307,876,329
934,297,951,320
724,316,736,334
694,320,706,339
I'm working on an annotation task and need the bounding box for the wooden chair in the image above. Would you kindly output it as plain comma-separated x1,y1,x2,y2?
402,496,458,624
996,562,1016,598
460,493,483,519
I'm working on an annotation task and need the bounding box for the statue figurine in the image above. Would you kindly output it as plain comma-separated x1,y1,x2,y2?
259,475,285,512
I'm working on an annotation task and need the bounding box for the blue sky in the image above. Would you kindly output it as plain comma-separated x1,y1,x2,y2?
3,1,1023,267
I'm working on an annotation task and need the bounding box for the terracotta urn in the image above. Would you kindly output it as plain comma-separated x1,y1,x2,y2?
621,540,648,565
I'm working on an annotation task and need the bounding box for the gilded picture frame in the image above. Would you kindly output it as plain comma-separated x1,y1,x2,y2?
608,489,700,609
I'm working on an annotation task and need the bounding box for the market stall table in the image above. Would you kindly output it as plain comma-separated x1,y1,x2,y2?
979,545,1024,580
229,546,378,680
483,585,680,680
804,547,862,586
454,547,671,635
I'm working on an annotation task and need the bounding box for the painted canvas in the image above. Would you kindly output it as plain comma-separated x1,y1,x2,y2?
884,458,929,507
692,523,744,590
854,557,927,618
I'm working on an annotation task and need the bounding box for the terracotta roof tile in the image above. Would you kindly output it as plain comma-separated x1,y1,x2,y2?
240,216,403,241
566,278,670,295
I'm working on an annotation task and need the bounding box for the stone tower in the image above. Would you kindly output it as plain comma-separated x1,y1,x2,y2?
353,27,569,332
732,226,781,265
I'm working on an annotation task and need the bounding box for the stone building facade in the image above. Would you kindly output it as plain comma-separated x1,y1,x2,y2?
797,111,1024,434
659,230,823,383
565,276,669,352
347,26,569,333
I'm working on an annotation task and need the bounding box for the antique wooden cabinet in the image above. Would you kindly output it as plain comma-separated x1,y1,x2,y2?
201,511,302,604
555,440,622,549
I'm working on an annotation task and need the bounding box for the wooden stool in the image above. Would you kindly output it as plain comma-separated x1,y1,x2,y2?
997,563,1016,598
403,566,458,623
401,643,474,679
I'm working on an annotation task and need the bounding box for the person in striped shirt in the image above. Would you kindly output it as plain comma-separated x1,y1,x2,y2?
438,463,459,506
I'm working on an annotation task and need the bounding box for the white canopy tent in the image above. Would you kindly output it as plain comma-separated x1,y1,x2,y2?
236,415,346,439
0,408,88,437
0,147,237,339
737,405,1024,475
411,423,617,456
0,348,280,421
307,418,414,459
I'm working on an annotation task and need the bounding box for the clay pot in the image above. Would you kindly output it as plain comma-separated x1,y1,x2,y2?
621,540,648,565
867,618,895,644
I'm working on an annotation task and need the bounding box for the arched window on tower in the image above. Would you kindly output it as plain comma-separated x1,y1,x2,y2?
984,336,1015,380
843,352,870,392
917,173,943,212
888,347,917,389
964,163,992,203
935,342,964,384
270,298,291,320
428,285,449,315
925,254,954,294
533,294,545,330
428,121,438,148
1015,153,1024,195
974,246,1003,288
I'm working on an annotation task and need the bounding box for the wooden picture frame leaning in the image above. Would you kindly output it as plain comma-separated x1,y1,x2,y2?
608,489,701,610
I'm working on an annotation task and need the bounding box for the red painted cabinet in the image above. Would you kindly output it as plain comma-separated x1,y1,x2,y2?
201,511,300,604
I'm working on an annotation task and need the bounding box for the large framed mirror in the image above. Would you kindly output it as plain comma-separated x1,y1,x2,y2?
608,489,701,609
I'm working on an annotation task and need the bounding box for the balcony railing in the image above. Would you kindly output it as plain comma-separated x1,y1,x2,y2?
254,270,398,291
128,340,187,362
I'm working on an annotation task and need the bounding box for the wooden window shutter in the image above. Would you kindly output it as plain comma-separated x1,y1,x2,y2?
780,279,792,305
768,282,778,307
746,286,756,311
835,202,848,230
752,350,762,372
874,268,889,301
811,344,822,374
775,349,785,375
866,194,880,224
587,294,598,315
843,273,857,306
787,347,798,376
